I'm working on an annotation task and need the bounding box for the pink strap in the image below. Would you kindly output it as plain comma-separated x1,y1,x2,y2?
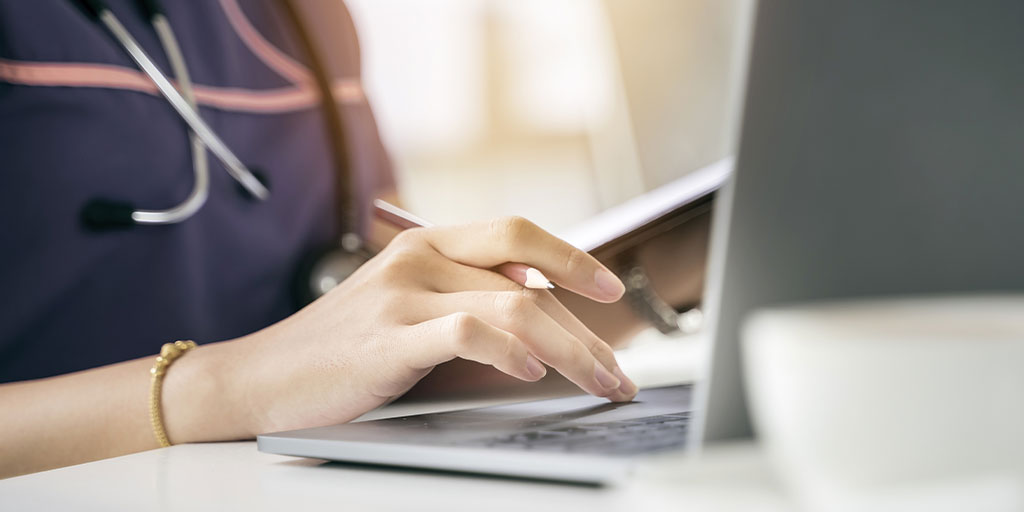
0,58,364,114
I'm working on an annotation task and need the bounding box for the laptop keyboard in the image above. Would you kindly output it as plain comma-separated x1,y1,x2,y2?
455,412,690,456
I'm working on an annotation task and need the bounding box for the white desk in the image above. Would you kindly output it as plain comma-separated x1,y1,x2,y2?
0,338,797,512
0,439,791,512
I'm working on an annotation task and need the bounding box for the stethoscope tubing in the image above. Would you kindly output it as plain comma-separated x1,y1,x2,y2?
130,13,210,224
73,0,373,302
91,3,269,203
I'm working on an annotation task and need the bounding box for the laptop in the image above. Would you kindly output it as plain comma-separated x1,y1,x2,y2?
259,0,1024,484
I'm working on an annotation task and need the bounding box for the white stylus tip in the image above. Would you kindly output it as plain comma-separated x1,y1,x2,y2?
524,267,555,290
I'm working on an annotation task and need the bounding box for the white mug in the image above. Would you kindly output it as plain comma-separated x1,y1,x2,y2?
742,295,1024,512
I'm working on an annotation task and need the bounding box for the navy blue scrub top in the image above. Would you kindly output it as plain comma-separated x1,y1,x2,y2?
0,0,395,382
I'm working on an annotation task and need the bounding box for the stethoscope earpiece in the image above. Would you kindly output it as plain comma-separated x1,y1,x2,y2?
81,199,137,230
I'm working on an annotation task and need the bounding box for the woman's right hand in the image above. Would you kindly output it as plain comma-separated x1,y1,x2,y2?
165,217,638,440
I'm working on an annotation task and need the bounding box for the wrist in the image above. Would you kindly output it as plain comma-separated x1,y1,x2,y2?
160,337,260,444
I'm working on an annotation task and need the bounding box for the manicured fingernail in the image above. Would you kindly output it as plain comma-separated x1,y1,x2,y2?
594,268,625,300
612,366,638,396
594,361,621,390
525,354,547,380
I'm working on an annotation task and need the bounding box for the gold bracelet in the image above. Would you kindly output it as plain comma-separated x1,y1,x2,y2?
149,340,197,448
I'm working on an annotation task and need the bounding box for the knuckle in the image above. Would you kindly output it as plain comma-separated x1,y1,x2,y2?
491,216,533,247
389,227,424,248
565,339,590,367
447,312,480,349
562,246,588,275
495,291,533,321
499,334,520,362
380,246,422,274
588,340,616,363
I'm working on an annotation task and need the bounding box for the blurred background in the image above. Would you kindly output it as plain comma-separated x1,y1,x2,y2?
346,0,754,233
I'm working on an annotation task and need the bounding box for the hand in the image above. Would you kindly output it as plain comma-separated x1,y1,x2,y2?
224,217,638,435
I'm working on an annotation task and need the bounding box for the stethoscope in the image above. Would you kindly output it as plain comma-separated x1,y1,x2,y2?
72,0,374,306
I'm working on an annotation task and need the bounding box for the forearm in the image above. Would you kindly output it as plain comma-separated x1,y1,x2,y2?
0,339,251,479
0,356,156,478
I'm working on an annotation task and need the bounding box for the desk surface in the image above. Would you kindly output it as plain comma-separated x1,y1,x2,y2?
0,338,796,512
0,440,791,512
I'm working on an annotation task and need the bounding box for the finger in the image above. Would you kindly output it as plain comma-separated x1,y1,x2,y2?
426,260,636,392
425,261,637,399
522,292,638,400
404,313,547,383
415,217,625,303
412,289,630,400
449,289,636,401
371,235,551,293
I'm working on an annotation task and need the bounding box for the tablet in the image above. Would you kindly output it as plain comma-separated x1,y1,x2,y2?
557,158,731,257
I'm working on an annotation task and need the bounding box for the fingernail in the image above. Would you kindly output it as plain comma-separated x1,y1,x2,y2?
594,361,620,390
612,366,638,396
594,269,625,300
525,354,547,380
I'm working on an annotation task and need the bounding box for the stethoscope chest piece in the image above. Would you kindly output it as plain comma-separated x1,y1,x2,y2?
294,233,375,307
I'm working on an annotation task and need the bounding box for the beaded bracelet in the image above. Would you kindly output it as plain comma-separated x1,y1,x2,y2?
149,340,197,447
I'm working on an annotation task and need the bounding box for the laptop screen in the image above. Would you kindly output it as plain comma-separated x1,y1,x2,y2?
694,0,1024,443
